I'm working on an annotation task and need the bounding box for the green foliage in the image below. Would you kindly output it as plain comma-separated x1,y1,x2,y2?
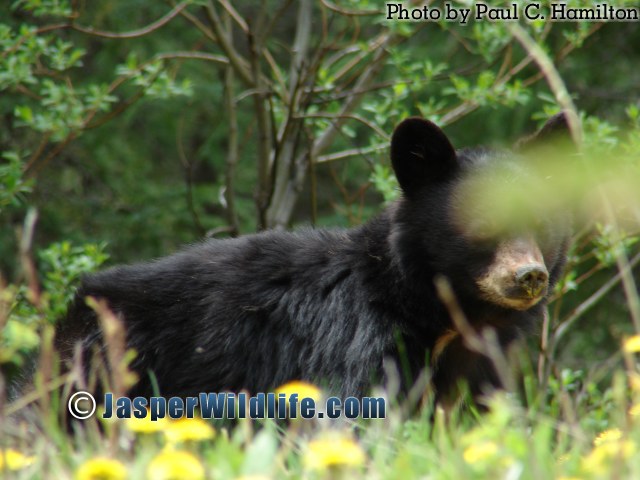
12,0,72,18
0,241,107,369
38,241,109,317
445,73,530,108
592,224,639,268
369,164,399,205
0,25,84,90
115,56,194,99
0,151,33,211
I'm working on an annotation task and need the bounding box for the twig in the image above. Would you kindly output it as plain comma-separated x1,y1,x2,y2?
266,31,401,228
154,51,229,64
39,2,190,39
440,24,599,127
24,134,51,173
507,23,582,146
18,209,41,309
434,276,485,355
86,297,136,399
434,275,514,394
6,374,71,416
202,1,254,86
218,0,249,33
553,251,640,345
223,12,240,236
298,113,389,139
317,143,388,164
247,24,272,230
176,117,205,235
319,0,381,16
264,0,313,229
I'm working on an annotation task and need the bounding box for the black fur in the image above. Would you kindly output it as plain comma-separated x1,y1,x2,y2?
56,115,572,405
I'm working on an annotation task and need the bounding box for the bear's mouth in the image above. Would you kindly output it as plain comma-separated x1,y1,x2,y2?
505,286,548,309
476,281,548,311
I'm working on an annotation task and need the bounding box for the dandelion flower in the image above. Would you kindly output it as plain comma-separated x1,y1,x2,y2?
276,380,322,403
304,436,365,470
147,450,204,480
593,428,623,446
0,449,34,471
125,411,169,434
164,418,215,444
582,440,635,474
584,428,635,474
623,335,640,353
629,403,640,417
462,441,499,464
75,457,127,480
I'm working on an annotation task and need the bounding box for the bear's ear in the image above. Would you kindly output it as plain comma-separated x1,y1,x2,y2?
517,112,576,153
390,117,458,197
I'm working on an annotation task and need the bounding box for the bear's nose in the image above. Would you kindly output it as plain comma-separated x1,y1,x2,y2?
515,264,548,298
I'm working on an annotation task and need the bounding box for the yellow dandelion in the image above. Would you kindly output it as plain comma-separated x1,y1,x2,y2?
276,380,322,403
623,335,640,353
125,411,169,433
0,449,34,471
582,440,636,474
462,441,499,464
629,403,640,417
164,418,215,444
147,450,204,480
304,436,366,470
593,428,623,446
76,457,127,480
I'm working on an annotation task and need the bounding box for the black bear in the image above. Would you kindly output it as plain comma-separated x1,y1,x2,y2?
55,115,571,408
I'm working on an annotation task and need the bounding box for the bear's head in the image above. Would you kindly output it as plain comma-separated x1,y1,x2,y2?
389,115,573,313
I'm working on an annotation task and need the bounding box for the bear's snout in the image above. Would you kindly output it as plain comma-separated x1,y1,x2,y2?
515,264,549,298
475,236,550,310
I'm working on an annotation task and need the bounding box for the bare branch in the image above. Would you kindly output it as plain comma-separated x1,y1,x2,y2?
176,117,206,236
508,24,582,146
319,0,381,16
553,251,640,345
66,2,190,39
223,12,240,236
265,0,314,229
179,8,218,43
218,0,249,33
154,51,229,64
247,24,273,229
18,209,41,309
266,30,402,228
311,34,397,156
202,1,254,87
298,113,389,139
317,142,387,164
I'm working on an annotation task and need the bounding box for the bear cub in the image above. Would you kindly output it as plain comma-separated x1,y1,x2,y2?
56,114,572,408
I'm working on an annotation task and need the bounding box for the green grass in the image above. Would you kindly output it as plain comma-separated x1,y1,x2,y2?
2,349,640,479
